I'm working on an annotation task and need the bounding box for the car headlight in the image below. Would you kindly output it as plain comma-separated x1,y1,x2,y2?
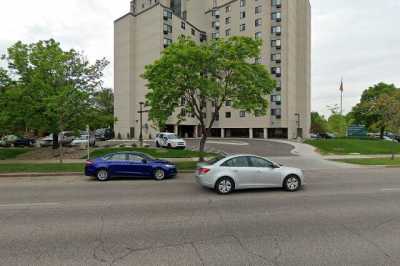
165,164,176,168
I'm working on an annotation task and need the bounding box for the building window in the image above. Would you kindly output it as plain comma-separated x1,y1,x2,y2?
271,67,281,76
226,29,231,36
255,6,262,14
272,0,281,7
225,100,232,107
240,0,246,7
240,11,246,19
240,111,246,118
271,108,282,118
226,6,231,13
225,17,231,24
212,9,220,18
163,38,172,48
255,18,262,27
163,9,172,20
191,28,196,36
240,24,246,31
271,53,281,62
271,95,282,102
272,11,281,21
255,32,262,39
163,24,172,34
225,112,232,118
272,26,281,35
212,32,220,39
212,21,220,29
181,22,186,29
200,33,207,42
271,39,281,48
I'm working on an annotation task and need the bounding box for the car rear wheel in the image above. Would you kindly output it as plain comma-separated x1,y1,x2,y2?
96,169,109,181
215,177,234,194
154,169,166,180
284,175,301,192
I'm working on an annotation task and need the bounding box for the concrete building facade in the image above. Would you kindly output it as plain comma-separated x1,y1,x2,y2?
114,0,311,140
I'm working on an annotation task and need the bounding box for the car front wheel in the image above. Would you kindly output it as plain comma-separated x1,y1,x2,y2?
96,169,109,181
215,177,235,194
154,169,166,180
284,175,301,192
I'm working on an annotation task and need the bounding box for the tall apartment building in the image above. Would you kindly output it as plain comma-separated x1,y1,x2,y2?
114,0,311,140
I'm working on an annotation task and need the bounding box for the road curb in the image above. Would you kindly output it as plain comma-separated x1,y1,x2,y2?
0,172,83,178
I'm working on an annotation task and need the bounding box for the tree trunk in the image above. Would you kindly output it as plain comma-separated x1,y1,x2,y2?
198,127,208,162
59,133,64,164
380,127,385,139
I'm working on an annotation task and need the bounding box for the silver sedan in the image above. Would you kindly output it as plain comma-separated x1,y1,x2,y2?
196,154,304,194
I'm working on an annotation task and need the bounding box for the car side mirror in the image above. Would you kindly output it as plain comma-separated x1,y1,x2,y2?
272,163,280,169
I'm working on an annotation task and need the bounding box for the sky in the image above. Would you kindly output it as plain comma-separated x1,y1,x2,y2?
0,0,399,117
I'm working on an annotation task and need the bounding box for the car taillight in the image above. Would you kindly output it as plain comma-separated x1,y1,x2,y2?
85,160,93,165
198,168,210,174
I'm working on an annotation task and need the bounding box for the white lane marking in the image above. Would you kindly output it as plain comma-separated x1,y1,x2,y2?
0,202,60,209
380,188,400,192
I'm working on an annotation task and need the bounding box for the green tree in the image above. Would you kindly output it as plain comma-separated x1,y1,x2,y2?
372,91,400,159
143,36,275,158
352,82,398,138
88,88,115,130
310,112,328,134
2,39,109,162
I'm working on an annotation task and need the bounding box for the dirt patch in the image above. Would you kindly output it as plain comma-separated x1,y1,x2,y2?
17,147,87,160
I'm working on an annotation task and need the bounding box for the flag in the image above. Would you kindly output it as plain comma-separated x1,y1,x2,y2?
339,79,344,92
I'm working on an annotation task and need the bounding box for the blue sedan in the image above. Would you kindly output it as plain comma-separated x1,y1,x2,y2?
85,152,177,181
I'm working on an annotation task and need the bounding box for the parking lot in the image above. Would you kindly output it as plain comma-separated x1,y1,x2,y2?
1,168,400,266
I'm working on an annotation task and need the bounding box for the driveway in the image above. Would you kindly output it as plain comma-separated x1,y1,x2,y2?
185,138,295,157
1,169,400,266
186,138,356,170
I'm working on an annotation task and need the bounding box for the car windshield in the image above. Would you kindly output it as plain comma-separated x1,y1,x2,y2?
166,135,178,139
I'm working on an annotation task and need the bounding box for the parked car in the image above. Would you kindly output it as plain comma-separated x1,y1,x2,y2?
95,128,114,141
71,135,92,147
196,154,304,194
85,152,177,181
155,133,186,149
14,138,36,147
0,135,19,147
38,132,75,147
318,132,336,139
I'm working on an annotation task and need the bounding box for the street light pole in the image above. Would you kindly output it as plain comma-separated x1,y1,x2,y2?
138,102,149,147
295,113,300,139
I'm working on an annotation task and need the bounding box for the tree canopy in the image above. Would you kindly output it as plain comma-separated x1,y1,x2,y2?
351,82,398,137
0,39,111,136
143,36,275,155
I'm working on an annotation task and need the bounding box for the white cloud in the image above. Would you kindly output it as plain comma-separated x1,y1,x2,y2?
1,0,400,116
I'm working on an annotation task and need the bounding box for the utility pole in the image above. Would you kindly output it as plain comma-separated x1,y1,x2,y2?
138,102,149,147
295,113,300,139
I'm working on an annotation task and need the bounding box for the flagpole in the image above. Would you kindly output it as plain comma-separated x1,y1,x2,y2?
339,78,344,115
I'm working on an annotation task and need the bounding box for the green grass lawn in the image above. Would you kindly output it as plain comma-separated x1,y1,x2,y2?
0,148,32,160
305,139,400,155
0,161,198,173
334,157,400,166
89,147,214,159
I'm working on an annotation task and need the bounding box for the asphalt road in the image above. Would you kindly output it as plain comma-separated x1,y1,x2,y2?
1,168,400,266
